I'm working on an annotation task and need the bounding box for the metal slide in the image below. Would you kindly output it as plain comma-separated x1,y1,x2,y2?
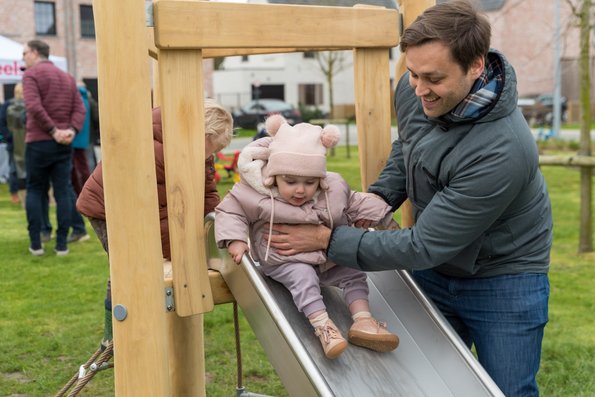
205,216,504,397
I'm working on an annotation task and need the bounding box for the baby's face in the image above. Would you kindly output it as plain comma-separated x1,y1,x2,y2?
275,175,320,206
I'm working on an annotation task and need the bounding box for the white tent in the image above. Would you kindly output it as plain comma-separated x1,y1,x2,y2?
0,35,68,83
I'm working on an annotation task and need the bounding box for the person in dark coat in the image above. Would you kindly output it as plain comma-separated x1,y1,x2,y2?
263,2,552,396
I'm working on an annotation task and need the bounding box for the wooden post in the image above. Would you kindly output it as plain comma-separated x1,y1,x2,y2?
353,48,393,189
395,0,436,228
166,313,206,396
92,0,171,395
158,49,214,317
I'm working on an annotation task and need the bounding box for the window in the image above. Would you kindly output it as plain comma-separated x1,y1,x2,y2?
34,1,56,36
303,52,315,59
298,84,323,106
241,55,249,62
80,5,95,38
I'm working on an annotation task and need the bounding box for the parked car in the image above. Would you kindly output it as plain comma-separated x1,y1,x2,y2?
517,94,567,126
232,99,302,129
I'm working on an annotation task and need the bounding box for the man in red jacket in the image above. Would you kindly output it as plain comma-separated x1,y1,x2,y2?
22,40,85,256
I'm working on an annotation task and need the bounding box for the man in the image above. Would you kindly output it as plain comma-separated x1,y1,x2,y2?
265,2,552,396
22,39,85,256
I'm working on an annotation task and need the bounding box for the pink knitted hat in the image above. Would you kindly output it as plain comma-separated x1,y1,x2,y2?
262,114,340,189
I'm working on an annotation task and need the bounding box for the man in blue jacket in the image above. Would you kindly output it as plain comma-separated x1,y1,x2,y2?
265,1,552,396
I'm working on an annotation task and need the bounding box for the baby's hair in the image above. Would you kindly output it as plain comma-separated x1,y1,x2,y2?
204,98,233,152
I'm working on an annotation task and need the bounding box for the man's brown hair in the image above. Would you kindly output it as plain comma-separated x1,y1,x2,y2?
400,0,491,73
27,40,50,59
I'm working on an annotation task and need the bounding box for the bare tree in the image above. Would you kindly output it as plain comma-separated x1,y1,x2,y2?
315,51,350,118
565,0,593,252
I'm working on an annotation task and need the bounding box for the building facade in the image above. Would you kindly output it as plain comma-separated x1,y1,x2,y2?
214,0,591,121
1,0,591,120
0,0,214,103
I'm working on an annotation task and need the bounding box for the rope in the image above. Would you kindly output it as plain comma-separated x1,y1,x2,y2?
233,301,244,389
54,341,114,397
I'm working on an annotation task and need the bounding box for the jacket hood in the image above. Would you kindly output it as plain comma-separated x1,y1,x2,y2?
237,145,276,196
478,50,519,123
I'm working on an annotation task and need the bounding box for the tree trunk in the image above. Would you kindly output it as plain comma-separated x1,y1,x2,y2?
578,0,593,252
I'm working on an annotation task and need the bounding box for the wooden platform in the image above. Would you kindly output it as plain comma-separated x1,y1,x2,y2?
163,262,234,306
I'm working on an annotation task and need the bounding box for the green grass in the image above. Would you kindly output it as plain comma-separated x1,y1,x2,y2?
232,127,257,139
1,144,594,396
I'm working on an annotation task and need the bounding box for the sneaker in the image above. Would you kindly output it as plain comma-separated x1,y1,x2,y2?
41,231,52,243
314,319,348,359
29,246,45,256
348,317,399,353
55,248,69,256
67,233,90,243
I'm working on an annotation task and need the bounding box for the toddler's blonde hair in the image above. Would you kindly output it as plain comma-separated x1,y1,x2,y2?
204,98,233,153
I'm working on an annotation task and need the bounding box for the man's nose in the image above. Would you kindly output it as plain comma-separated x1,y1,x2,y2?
415,80,430,97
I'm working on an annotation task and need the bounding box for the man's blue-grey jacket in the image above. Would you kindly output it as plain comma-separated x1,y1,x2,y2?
328,51,552,277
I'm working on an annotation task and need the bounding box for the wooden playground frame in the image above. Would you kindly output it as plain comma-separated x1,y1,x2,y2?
92,0,434,395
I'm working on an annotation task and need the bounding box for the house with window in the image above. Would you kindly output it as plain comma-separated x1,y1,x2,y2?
0,0,214,103
0,0,590,120
213,0,589,121
213,48,399,118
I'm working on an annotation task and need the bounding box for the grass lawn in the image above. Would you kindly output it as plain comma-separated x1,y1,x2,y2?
0,145,594,396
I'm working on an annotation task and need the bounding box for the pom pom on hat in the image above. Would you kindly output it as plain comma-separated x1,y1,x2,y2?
321,125,340,148
265,114,286,136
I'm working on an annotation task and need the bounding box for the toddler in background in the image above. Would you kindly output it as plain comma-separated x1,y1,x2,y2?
77,99,234,348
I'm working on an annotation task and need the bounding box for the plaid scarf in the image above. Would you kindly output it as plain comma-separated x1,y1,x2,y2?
444,55,504,122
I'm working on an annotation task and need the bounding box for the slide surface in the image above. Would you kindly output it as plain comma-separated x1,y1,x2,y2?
205,217,504,397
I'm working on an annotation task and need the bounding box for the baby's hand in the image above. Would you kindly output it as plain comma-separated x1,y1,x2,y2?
354,219,401,230
353,218,375,229
377,219,401,230
228,240,249,264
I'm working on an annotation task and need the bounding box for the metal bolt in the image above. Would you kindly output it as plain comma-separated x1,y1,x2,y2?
113,304,128,321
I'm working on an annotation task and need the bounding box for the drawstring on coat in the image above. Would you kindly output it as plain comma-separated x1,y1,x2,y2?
263,187,332,262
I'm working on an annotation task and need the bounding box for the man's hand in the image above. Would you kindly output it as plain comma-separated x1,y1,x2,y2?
53,128,75,145
228,240,249,264
264,224,331,256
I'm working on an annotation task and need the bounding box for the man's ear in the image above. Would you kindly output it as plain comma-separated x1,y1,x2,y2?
469,56,485,80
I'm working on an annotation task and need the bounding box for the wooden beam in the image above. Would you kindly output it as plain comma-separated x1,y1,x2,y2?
163,267,233,397
163,266,235,305
394,0,436,228
158,49,214,317
353,48,393,190
539,155,595,167
92,0,171,395
154,1,399,49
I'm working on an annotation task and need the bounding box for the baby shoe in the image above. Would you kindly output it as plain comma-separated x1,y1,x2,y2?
348,317,399,352
314,319,348,359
